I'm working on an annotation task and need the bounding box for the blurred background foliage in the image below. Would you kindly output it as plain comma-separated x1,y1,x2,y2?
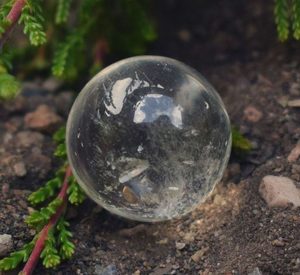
1,0,300,100
0,0,156,99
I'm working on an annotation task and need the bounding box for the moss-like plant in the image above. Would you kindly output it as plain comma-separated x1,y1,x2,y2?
0,127,86,274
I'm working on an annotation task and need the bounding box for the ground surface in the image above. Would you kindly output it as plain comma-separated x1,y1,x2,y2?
0,0,300,274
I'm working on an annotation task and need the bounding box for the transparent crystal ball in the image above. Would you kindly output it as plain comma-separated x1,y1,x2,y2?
66,56,231,222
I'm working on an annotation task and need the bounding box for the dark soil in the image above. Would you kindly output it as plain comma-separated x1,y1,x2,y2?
1,0,300,274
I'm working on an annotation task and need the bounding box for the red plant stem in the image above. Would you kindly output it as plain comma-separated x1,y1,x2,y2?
6,0,26,23
0,0,26,49
21,166,72,275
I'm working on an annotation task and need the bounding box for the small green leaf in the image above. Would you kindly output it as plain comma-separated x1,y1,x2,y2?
0,72,20,100
53,127,66,144
56,218,75,259
67,176,85,205
231,127,252,153
41,230,61,268
54,143,67,159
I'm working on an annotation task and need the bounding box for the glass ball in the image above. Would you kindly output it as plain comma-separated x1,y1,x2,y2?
66,56,231,222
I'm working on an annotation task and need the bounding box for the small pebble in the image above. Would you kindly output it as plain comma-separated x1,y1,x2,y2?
13,161,27,177
175,242,186,250
178,29,191,42
118,224,147,237
94,264,117,275
287,99,300,107
287,143,300,162
0,234,13,257
259,176,300,208
191,247,209,262
272,239,285,247
244,106,263,122
157,238,168,245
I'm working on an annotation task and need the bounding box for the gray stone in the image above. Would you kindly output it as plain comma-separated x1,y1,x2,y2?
94,264,117,275
0,234,13,257
248,267,263,275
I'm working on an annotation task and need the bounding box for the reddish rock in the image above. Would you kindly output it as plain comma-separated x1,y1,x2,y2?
287,143,300,162
243,106,263,122
259,176,300,208
24,104,62,133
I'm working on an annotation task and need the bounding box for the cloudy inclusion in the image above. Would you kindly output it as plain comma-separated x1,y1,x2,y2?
66,56,231,222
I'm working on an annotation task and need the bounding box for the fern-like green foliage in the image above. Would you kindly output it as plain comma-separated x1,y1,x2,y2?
68,176,86,205
0,126,85,272
54,127,68,159
52,31,84,77
28,128,68,205
274,0,300,40
0,240,35,271
52,0,156,78
26,198,63,229
292,0,300,39
41,230,61,268
275,0,290,41
53,127,66,143
28,177,63,205
56,218,75,259
0,0,156,98
56,0,72,24
19,0,47,46
0,0,13,35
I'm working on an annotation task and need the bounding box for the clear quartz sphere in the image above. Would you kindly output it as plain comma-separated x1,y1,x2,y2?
66,56,231,222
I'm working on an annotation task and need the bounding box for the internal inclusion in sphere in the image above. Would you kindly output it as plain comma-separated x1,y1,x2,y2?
66,56,231,222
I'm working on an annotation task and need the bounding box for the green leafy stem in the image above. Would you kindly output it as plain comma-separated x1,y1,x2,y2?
0,127,86,274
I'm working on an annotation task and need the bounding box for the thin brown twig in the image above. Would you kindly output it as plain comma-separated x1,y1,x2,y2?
0,0,26,49
20,166,72,275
